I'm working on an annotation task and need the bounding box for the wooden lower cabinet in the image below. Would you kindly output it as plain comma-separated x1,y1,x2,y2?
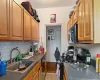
24,61,42,80
33,71,39,80
39,67,42,80
64,69,68,80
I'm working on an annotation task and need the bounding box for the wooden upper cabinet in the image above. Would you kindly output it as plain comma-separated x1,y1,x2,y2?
24,10,31,40
78,0,84,41
10,0,23,40
67,20,70,31
32,19,37,41
0,0,9,40
36,22,40,41
32,18,39,41
73,8,78,24
84,0,93,40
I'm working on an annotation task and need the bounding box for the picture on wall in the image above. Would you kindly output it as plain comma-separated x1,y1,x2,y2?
50,14,56,23
48,29,54,35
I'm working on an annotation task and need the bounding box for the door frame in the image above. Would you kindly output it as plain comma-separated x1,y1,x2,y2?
45,23,62,59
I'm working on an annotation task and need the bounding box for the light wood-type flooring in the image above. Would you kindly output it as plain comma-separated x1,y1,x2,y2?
45,73,58,80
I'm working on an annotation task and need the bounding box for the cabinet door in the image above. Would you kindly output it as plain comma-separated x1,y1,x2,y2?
64,69,68,80
36,22,39,41
24,72,32,80
32,19,37,41
78,0,84,41
73,8,78,24
33,72,39,80
32,19,39,41
24,69,33,80
84,0,93,40
39,67,42,80
10,0,23,40
0,0,9,40
24,10,31,40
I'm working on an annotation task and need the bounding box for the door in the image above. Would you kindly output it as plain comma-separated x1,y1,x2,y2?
46,25,61,62
33,71,39,80
84,0,93,40
10,0,23,40
24,10,31,40
78,0,84,41
0,0,9,40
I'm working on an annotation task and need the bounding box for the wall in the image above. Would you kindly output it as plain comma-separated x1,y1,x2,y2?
35,6,72,62
14,0,27,4
89,44,100,60
36,6,72,53
0,42,31,61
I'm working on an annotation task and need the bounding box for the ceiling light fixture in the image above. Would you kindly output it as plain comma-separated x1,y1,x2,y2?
37,0,60,4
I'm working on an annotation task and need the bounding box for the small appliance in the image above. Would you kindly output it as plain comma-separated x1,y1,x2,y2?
66,46,75,62
75,47,91,65
68,24,78,44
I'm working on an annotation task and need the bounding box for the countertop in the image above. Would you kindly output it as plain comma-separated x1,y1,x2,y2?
64,63,100,80
0,53,45,80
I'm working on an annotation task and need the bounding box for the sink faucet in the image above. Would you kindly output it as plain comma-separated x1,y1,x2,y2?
10,47,20,64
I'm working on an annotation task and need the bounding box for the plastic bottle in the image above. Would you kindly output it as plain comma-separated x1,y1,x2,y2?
0,61,7,76
86,50,91,65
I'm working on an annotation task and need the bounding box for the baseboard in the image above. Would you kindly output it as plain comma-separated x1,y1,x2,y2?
47,62,57,73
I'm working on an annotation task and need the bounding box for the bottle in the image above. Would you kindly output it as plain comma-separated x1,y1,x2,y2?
86,50,91,65
29,46,34,56
0,61,7,76
98,59,100,75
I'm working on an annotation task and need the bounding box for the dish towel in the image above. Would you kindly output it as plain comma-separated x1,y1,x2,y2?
56,64,60,80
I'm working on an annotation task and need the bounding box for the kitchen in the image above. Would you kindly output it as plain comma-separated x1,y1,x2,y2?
0,0,100,80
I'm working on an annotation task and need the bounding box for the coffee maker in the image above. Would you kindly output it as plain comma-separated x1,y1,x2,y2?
66,46,75,62
75,47,91,65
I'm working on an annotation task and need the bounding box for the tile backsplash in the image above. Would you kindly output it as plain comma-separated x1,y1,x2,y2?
0,41,32,61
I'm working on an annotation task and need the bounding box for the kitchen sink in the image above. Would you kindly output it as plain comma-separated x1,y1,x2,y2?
7,60,34,73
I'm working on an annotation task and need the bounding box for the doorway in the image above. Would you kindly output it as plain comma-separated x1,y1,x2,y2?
46,25,61,62
46,25,61,73
46,25,61,72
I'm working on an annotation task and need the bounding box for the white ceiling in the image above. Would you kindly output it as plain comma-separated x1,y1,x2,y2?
27,0,77,8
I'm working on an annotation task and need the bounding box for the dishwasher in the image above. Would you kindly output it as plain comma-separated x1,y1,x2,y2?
41,55,47,80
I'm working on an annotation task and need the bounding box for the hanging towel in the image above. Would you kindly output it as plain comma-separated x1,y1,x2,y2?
56,64,60,80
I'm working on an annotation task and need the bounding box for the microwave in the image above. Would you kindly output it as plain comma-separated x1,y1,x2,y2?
68,24,78,44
